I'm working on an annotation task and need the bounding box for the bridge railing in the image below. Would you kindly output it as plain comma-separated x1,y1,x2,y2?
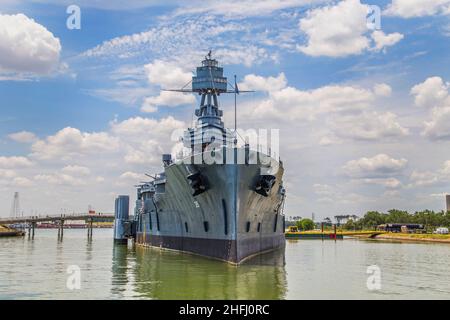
0,213,114,224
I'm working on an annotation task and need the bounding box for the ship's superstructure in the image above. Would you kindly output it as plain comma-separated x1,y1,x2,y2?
129,53,286,263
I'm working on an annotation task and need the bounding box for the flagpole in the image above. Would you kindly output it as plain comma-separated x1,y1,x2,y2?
234,75,237,133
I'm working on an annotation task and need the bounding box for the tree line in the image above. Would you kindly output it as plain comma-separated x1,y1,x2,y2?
343,209,450,231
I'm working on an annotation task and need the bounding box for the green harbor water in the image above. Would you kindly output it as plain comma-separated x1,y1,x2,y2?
1,229,450,299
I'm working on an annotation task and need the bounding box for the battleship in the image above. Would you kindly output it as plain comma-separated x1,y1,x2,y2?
114,53,286,264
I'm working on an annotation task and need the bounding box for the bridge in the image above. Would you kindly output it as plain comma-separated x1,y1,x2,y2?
0,213,115,239
285,230,387,239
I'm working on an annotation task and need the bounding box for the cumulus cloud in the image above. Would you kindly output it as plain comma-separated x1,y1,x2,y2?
313,183,374,204
34,173,86,187
297,0,369,57
239,73,287,92
61,165,91,176
296,0,403,57
111,116,185,137
0,13,61,77
410,76,448,108
144,60,192,88
384,0,450,18
371,30,404,52
0,169,16,179
422,106,450,140
8,131,38,143
360,177,402,189
11,177,34,187
410,76,450,140
0,156,33,168
342,154,408,178
140,60,196,112
329,111,409,141
141,91,195,113
249,83,374,121
31,127,120,160
119,171,146,180
409,170,439,187
373,83,392,97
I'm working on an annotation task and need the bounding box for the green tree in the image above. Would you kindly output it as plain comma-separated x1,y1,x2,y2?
386,209,411,224
343,219,356,230
360,211,386,229
299,218,315,231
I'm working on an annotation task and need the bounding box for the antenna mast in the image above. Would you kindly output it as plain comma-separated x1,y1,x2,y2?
10,192,20,218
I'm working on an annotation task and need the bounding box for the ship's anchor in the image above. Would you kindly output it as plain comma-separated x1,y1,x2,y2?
254,175,276,197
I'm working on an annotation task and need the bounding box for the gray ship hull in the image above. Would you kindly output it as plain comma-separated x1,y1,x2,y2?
135,149,286,264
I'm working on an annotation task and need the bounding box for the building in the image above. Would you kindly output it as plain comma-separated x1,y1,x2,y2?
378,223,424,233
334,215,359,225
446,194,450,213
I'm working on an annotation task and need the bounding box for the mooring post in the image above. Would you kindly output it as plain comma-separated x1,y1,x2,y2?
28,223,31,238
31,222,35,239
321,222,324,241
60,220,64,239
333,224,337,242
87,218,93,240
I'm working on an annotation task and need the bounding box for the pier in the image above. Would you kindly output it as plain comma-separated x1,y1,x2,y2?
0,213,114,240
285,230,386,239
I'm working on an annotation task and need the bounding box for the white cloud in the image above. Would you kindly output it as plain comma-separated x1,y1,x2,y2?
330,111,409,141
410,76,450,140
214,46,278,67
34,173,86,187
360,177,402,189
422,106,450,139
80,14,277,71
313,183,374,204
11,177,34,187
0,13,61,77
371,30,404,52
407,161,450,188
111,116,186,165
409,170,439,187
174,0,326,18
373,83,392,97
144,60,192,88
141,91,195,113
297,0,369,57
119,171,146,180
410,76,448,108
111,116,185,137
31,127,120,160
318,135,343,146
239,73,287,92
342,154,408,178
61,165,91,176
0,156,33,168
8,131,38,143
249,83,375,121
0,169,16,179
384,0,450,18
30,0,180,10
297,0,403,57
442,160,450,175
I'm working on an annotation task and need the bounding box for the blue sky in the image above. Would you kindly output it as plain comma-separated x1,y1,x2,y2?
0,0,450,219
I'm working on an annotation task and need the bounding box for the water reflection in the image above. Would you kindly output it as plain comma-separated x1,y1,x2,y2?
111,245,287,299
